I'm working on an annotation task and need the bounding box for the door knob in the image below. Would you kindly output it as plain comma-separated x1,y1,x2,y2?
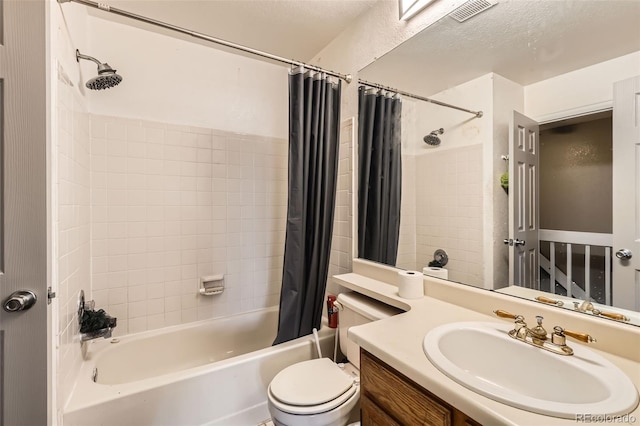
616,249,633,260
503,239,513,246
3,290,37,312
513,239,526,246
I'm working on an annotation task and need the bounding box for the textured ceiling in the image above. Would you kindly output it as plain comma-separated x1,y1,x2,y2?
360,0,640,97
89,0,379,61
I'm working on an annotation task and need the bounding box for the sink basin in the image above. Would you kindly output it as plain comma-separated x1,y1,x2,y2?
423,322,639,419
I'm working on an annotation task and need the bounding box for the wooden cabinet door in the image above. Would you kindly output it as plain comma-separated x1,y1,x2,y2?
360,349,482,426
360,394,401,426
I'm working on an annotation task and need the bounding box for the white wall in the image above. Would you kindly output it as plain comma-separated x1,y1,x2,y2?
525,51,640,121
85,15,288,139
53,5,290,337
89,115,286,335
394,100,417,270
329,118,356,281
408,75,493,285
51,1,92,420
54,75,91,422
408,74,492,155
396,153,417,271
416,144,483,285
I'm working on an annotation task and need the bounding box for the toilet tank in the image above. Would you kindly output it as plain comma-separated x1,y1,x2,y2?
336,292,402,369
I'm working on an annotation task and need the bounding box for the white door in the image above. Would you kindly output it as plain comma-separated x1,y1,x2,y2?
612,76,640,311
509,112,540,288
0,1,49,425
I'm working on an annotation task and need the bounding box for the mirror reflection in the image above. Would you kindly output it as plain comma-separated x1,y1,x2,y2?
357,0,640,325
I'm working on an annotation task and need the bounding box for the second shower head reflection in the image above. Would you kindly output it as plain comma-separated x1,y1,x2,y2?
423,128,444,146
76,49,123,90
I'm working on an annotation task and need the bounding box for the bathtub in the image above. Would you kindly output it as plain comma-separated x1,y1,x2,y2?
64,307,335,426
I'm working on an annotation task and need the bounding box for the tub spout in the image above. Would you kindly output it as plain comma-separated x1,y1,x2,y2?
80,326,114,342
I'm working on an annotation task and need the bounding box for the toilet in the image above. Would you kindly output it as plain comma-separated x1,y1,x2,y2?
267,292,400,426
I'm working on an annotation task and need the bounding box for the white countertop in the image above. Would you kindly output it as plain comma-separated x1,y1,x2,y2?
334,273,640,426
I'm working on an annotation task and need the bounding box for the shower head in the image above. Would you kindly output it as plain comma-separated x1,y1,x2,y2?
76,50,122,90
423,128,444,146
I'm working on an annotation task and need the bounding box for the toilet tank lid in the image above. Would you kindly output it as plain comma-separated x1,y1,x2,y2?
336,292,403,321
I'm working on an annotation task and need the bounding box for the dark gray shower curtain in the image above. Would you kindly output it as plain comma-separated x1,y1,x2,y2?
358,86,402,266
273,70,341,345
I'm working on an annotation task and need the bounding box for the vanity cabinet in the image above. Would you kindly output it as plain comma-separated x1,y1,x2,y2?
360,349,481,426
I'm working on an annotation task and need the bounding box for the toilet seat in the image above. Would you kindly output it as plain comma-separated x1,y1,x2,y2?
268,384,358,415
268,358,358,415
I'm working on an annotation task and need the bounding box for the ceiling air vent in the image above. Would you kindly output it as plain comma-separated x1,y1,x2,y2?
449,0,497,23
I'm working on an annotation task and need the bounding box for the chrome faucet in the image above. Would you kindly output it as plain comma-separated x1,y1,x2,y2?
78,290,117,343
494,310,596,356
80,327,114,343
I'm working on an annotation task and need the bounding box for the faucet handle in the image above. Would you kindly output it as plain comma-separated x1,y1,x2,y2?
494,309,523,320
535,296,564,306
552,326,566,346
592,309,630,322
564,329,596,343
553,326,596,343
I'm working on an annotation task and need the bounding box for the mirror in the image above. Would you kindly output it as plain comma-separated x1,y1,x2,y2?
357,0,640,325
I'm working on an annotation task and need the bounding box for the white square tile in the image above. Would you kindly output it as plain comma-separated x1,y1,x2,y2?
129,317,148,334
145,128,165,145
181,147,198,162
181,308,197,324
165,130,182,146
108,287,128,305
128,301,147,319
106,121,127,141
127,125,145,142
146,314,166,330
181,133,198,148
165,310,181,326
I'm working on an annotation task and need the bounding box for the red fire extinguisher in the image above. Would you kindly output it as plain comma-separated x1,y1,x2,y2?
327,295,338,328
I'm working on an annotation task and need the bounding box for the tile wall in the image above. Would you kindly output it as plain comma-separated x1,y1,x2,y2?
89,115,287,335
396,155,417,271
328,119,355,287
416,145,483,285
55,68,91,407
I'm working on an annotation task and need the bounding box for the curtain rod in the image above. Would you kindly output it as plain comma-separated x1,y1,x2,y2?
359,79,483,118
58,0,353,84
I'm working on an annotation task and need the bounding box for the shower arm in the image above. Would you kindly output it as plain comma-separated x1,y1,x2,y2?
76,50,102,66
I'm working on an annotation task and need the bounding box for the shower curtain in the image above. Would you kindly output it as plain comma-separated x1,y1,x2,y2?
273,69,341,345
358,86,402,266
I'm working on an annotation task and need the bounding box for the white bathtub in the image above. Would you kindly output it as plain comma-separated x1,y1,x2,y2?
64,307,334,426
